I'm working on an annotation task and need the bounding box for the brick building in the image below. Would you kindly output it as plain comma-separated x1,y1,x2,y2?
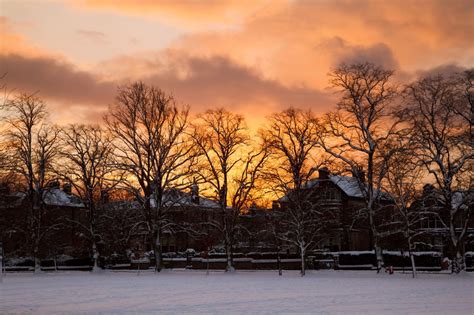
272,167,394,251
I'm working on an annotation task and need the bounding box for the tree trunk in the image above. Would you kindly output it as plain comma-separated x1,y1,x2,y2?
154,231,163,272
375,245,383,273
300,245,306,277
33,199,43,274
409,252,416,278
408,240,416,278
226,251,234,272
225,234,235,272
277,248,282,276
33,244,41,273
452,248,465,274
34,257,41,273
91,242,101,272
368,227,374,251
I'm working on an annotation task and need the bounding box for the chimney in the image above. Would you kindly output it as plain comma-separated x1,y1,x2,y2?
318,167,330,180
191,180,199,204
249,202,257,215
352,167,365,183
101,189,110,204
62,183,72,194
48,180,60,189
423,184,435,196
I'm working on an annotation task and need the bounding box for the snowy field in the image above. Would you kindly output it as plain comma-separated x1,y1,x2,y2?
0,270,473,314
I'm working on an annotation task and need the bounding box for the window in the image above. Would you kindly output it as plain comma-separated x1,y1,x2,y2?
321,188,340,200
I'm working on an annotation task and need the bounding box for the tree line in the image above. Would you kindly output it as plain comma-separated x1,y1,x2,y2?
0,63,472,275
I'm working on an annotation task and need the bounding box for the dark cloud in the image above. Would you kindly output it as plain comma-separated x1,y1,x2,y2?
415,64,468,78
0,54,116,106
322,38,399,70
305,0,474,48
0,52,333,120
142,54,334,113
340,43,399,70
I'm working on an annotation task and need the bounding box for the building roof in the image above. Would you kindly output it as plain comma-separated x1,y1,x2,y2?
328,176,365,198
151,189,220,209
417,187,473,210
310,175,391,200
43,188,85,208
4,188,85,208
278,174,392,202
451,191,473,210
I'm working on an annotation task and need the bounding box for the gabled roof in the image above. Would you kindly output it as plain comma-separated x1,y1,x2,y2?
43,188,85,208
328,176,365,198
308,175,391,200
277,174,392,203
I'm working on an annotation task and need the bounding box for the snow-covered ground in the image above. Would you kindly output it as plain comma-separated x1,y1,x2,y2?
1,270,472,314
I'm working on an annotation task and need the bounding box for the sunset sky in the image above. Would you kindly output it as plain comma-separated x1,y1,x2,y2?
1,0,473,128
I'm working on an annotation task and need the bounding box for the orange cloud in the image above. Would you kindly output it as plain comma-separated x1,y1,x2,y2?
0,16,41,57
141,53,334,113
1,50,335,127
2,0,473,127
79,0,270,30
164,0,474,89
0,54,116,105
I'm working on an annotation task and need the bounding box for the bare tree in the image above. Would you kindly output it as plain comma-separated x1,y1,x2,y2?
101,194,144,260
319,63,401,272
261,108,330,276
454,69,473,151
0,74,10,176
402,72,473,273
4,93,60,271
384,136,426,278
106,82,194,272
191,108,267,272
59,124,117,271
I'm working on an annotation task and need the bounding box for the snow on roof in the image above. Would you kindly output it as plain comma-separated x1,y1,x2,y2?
277,174,392,202
328,176,364,198
43,188,84,208
452,191,473,210
151,189,220,209
422,189,473,210
329,175,392,200
6,189,84,208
